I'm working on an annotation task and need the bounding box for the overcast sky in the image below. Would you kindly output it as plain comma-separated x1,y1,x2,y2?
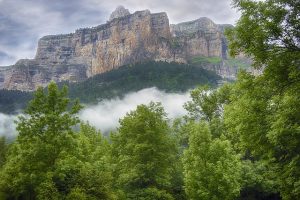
0,0,239,66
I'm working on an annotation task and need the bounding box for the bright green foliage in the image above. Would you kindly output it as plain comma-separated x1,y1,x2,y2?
184,84,232,122
0,137,7,168
170,119,189,200
184,84,232,141
0,82,114,199
111,102,177,199
48,123,115,199
226,0,300,91
223,71,300,200
0,82,81,199
184,85,218,121
0,137,7,199
225,1,300,199
183,122,242,200
190,55,251,70
184,86,218,122
191,56,222,65
227,0,300,68
224,57,251,69
65,188,89,200
17,82,82,139
239,160,280,200
224,72,273,154
182,82,281,199
56,123,114,199
183,69,298,199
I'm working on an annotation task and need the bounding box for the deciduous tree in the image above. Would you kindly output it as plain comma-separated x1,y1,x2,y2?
111,102,177,199
183,122,242,200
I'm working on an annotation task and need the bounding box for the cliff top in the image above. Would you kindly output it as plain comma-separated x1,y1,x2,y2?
171,17,233,35
38,8,164,42
109,6,131,21
171,17,217,32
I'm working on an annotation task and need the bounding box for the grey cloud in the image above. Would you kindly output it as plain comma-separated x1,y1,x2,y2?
0,51,15,66
0,0,107,66
97,0,239,24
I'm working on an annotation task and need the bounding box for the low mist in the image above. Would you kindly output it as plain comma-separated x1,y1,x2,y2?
79,88,190,133
0,113,18,139
0,87,190,137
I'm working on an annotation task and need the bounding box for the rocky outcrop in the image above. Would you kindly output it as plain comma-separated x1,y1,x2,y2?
109,6,131,21
169,18,239,79
0,7,243,91
170,18,234,59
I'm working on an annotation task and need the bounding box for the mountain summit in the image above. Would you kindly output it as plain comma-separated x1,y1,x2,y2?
109,6,131,21
0,7,240,91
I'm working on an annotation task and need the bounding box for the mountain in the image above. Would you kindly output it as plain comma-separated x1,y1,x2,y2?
0,61,220,114
0,6,244,91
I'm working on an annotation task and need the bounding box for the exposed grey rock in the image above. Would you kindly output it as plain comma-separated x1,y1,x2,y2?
170,18,226,58
109,6,130,21
170,17,218,36
0,7,249,91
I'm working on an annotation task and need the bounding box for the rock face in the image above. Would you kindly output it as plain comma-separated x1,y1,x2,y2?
0,7,242,91
109,6,131,21
170,17,227,58
170,18,240,79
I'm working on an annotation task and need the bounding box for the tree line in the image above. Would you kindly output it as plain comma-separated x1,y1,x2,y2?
0,0,299,199
0,61,220,114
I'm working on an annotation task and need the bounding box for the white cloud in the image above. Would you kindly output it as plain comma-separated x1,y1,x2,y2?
79,87,190,133
0,88,190,137
0,113,18,138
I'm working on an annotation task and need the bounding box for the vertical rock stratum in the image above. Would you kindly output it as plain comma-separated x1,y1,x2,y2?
0,7,244,91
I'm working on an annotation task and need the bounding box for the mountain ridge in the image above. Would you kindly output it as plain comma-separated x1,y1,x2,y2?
0,6,240,91
0,61,220,114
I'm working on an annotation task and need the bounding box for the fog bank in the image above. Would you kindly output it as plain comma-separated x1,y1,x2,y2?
0,88,190,137
0,113,18,138
79,88,190,133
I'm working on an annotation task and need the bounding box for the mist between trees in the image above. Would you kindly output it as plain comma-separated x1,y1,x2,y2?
0,88,190,138
1,0,300,199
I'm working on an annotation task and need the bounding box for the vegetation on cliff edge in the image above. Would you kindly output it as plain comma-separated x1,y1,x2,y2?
0,61,220,114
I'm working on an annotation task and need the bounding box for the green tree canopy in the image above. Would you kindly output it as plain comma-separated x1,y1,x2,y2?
225,1,300,199
223,71,300,200
0,137,7,168
111,102,177,199
183,121,242,200
227,0,300,65
0,82,114,199
226,0,300,89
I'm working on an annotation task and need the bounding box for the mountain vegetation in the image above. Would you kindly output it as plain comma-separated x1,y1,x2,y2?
190,56,251,70
0,0,299,199
0,61,220,114
64,61,220,104
0,90,33,114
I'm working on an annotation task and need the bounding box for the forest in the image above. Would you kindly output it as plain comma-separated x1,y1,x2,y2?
0,0,299,199
0,61,220,114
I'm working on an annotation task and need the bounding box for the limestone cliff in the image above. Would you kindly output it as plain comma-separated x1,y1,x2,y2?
170,17,228,57
0,7,241,91
170,18,240,79
109,6,130,21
